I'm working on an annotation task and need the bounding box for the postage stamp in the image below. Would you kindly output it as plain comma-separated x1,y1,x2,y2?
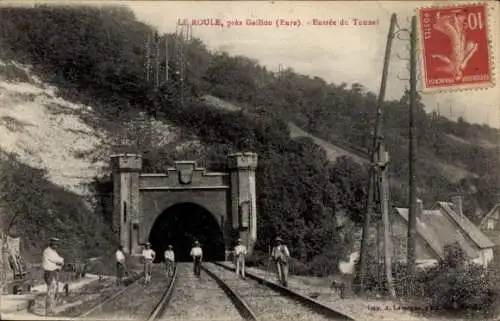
418,3,494,92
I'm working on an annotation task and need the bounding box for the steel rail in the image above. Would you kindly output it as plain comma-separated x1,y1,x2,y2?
146,265,178,321
213,261,355,321
78,272,144,318
201,264,259,321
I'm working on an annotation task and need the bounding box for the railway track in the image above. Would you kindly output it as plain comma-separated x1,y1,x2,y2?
78,266,174,320
75,261,353,321
152,262,253,321
208,262,355,321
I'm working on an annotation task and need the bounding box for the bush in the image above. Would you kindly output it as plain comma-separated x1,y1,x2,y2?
352,242,500,317
423,263,498,315
298,241,346,277
0,152,116,263
406,244,498,316
288,257,310,276
244,251,268,268
418,243,498,314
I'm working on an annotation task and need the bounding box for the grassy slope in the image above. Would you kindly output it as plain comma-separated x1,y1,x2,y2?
202,94,480,202
202,94,369,164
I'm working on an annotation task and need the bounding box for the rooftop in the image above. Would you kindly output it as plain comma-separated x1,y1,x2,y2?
395,200,494,260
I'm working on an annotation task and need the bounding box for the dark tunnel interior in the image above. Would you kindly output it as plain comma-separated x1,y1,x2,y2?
148,202,225,262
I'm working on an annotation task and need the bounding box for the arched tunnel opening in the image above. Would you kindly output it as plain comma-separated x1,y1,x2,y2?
148,202,225,262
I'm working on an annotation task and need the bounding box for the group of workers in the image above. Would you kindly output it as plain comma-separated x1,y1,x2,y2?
122,236,290,287
41,235,290,316
114,240,204,284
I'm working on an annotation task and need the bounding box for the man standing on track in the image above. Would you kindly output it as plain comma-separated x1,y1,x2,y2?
234,238,247,279
190,240,203,277
42,237,64,316
142,242,155,285
271,236,290,287
115,245,126,286
164,245,175,277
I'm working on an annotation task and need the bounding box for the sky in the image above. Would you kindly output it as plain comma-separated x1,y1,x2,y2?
6,1,499,128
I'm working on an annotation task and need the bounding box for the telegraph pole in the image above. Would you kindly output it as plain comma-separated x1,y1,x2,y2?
406,15,418,294
175,25,184,107
175,24,192,107
145,34,151,83
165,36,169,82
155,31,160,90
378,140,395,297
358,13,397,294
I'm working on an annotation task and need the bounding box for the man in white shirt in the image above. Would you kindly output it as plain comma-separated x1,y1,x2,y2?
164,245,175,277
190,240,203,277
42,237,64,316
234,238,247,278
142,243,155,285
271,236,290,287
115,245,126,286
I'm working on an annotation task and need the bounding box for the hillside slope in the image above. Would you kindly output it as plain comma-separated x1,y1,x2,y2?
202,95,369,164
0,58,191,262
0,59,106,195
201,52,499,218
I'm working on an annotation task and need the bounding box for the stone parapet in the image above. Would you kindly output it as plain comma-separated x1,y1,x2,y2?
110,154,143,172
227,152,258,171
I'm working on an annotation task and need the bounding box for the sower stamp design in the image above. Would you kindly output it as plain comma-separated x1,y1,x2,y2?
418,3,493,92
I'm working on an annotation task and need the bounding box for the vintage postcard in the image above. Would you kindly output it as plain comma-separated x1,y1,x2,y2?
0,1,498,321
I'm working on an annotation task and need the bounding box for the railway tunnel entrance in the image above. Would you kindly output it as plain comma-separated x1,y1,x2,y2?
149,202,225,262
110,152,259,258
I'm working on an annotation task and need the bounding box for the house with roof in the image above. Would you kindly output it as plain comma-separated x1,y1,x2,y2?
478,202,500,266
389,196,494,268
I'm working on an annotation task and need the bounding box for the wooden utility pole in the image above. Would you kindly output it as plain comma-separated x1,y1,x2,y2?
165,36,169,82
155,32,160,89
0,231,4,288
378,141,395,297
406,15,418,294
358,13,397,294
145,34,151,83
176,29,185,107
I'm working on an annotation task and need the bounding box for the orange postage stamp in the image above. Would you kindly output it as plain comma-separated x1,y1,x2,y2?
418,3,494,92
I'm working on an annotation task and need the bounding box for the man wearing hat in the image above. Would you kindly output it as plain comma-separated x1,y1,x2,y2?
234,238,247,278
142,242,156,285
164,245,175,277
271,236,290,287
190,240,203,277
42,237,64,316
115,245,126,286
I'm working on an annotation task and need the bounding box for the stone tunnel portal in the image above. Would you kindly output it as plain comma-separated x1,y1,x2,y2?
111,152,258,258
148,202,225,262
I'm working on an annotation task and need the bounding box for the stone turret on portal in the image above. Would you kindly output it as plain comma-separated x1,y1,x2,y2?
227,152,258,254
111,153,142,255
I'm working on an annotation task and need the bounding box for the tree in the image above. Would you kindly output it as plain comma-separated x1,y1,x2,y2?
328,156,369,224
